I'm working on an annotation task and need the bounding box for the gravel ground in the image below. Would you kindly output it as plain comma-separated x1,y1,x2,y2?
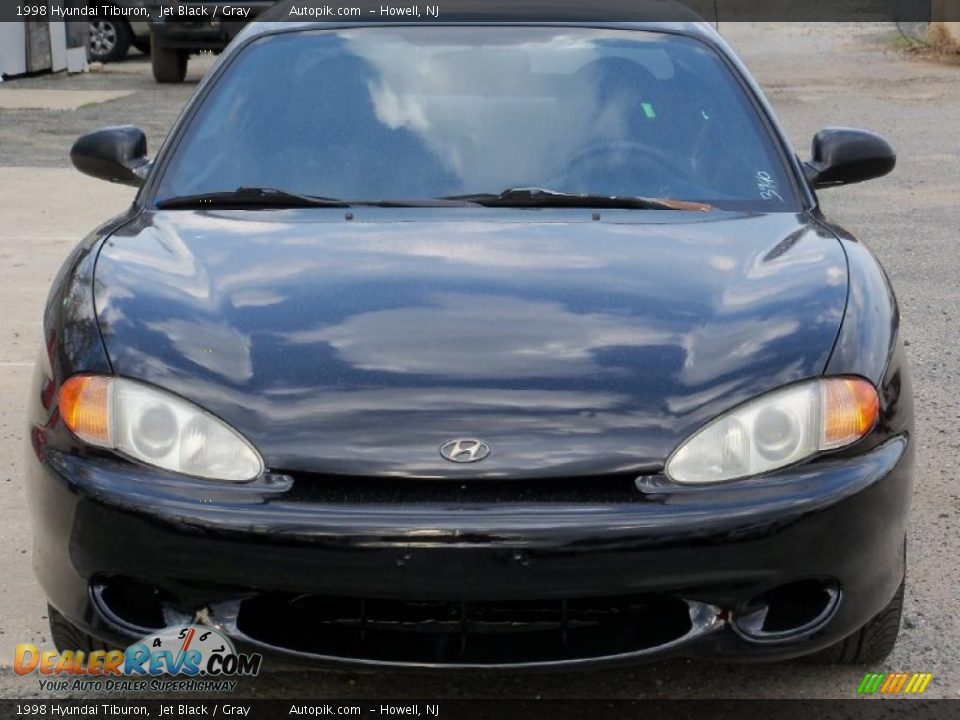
0,22,957,700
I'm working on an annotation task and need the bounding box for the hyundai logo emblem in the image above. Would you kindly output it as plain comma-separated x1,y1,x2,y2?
439,439,491,463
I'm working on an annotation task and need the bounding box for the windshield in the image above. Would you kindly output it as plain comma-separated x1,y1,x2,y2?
155,27,799,211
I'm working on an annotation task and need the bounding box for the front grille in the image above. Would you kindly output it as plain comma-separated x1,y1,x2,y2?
284,473,645,505
235,592,692,665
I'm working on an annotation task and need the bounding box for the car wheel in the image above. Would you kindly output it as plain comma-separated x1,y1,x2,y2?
87,19,132,63
804,578,905,664
132,36,151,55
48,605,109,654
152,43,188,83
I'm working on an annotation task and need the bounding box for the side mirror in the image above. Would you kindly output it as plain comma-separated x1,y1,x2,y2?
804,127,895,189
70,126,152,188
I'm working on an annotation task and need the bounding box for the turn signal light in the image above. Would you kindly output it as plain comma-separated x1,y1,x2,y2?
59,375,112,446
821,378,879,449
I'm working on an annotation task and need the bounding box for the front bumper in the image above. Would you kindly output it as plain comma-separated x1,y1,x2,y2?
27,437,912,669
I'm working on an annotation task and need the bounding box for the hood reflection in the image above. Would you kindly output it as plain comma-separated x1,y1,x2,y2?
285,293,677,379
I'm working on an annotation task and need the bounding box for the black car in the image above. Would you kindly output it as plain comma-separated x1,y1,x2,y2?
28,15,913,670
145,0,276,82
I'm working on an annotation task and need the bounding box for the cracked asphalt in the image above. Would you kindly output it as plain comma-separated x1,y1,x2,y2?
0,22,957,700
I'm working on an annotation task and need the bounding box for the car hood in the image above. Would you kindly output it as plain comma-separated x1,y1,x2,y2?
95,208,847,478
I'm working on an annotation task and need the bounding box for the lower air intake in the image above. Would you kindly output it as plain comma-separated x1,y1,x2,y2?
235,592,693,665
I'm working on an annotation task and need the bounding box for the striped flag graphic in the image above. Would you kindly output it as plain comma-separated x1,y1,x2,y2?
858,672,932,695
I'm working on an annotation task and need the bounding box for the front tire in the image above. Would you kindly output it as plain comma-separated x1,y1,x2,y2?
87,19,131,63
151,40,188,83
805,579,904,664
48,605,108,654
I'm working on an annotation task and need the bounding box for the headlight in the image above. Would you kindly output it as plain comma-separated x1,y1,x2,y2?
59,375,263,482
665,377,879,485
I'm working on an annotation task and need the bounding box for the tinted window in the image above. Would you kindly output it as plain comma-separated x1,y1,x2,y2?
155,27,798,210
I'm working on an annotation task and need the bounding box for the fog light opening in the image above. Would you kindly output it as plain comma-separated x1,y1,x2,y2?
91,577,169,633
733,578,839,640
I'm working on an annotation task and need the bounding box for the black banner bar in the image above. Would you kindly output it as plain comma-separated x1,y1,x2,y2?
0,699,958,720
0,0,959,24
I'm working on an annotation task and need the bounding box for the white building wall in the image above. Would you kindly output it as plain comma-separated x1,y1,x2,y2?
0,21,84,78
0,24,28,77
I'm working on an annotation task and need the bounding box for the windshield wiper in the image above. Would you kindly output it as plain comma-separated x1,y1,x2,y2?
155,187,350,210
442,187,712,211
156,188,481,210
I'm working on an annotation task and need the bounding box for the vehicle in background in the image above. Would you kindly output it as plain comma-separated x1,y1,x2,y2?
146,1,276,82
87,1,151,63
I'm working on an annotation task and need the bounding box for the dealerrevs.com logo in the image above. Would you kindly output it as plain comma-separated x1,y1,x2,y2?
15,625,262,693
